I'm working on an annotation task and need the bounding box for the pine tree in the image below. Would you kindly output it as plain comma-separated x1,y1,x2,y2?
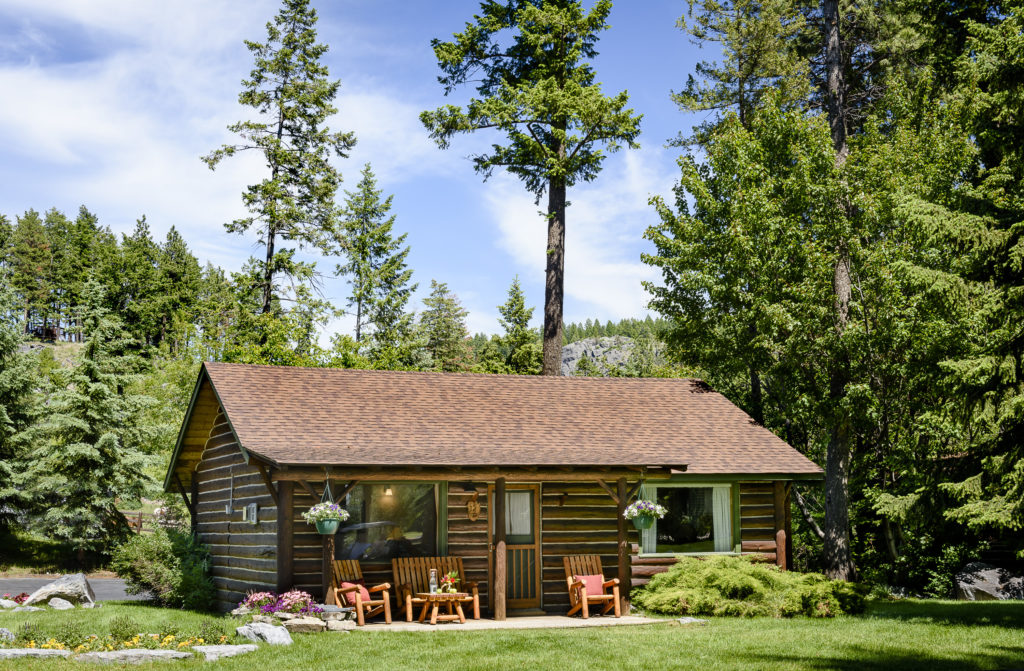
422,0,642,375
11,210,51,336
0,287,38,532
19,282,152,559
419,280,471,372
203,0,356,317
156,226,202,353
335,164,417,360
497,277,541,374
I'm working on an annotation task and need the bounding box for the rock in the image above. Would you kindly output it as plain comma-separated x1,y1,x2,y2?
318,605,353,621
192,644,257,661
327,619,354,632
0,599,17,609
23,573,96,606
252,615,277,624
76,649,192,664
956,562,1024,601
282,616,326,633
0,627,13,642
48,597,75,610
82,602,101,609
0,649,72,659
677,617,708,626
229,606,250,616
561,336,639,376
235,622,293,645
11,606,43,612
273,611,297,620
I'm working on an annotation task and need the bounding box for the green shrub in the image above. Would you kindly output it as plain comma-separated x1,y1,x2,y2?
53,621,86,648
111,528,215,611
633,555,867,618
108,615,140,642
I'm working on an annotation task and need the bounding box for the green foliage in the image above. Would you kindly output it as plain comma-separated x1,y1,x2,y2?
419,280,472,372
107,615,140,643
494,277,541,374
0,288,37,531
335,164,418,366
203,0,356,317
111,528,215,611
633,555,867,618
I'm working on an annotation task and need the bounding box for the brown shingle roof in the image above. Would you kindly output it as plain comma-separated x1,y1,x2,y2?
201,362,822,476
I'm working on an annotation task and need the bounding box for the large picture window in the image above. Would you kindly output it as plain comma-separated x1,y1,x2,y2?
640,484,733,555
334,483,438,562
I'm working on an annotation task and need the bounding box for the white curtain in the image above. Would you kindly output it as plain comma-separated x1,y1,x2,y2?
712,486,733,553
639,484,657,553
506,491,532,537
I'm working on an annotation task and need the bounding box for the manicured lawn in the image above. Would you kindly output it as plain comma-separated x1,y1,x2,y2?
1,599,1021,670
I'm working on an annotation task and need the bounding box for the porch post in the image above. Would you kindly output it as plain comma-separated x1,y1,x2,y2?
494,477,507,621
616,477,631,614
276,481,293,592
322,533,335,604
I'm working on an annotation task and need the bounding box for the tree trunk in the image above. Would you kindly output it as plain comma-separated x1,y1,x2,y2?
542,174,566,376
822,0,856,581
749,365,764,424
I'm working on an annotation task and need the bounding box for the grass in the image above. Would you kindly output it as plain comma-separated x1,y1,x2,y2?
0,599,1022,670
0,531,110,577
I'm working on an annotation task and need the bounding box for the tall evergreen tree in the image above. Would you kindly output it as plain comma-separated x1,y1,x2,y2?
497,276,541,374
19,282,152,559
335,164,417,352
422,0,642,375
203,0,356,317
419,280,472,372
11,210,51,335
0,288,38,532
156,226,202,353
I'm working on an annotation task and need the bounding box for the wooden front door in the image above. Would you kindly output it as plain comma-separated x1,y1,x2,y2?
488,483,542,610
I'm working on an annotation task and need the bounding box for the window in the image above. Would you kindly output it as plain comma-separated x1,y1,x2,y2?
640,484,733,554
334,483,438,562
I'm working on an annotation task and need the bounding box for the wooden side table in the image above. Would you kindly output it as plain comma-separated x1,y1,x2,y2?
416,592,468,625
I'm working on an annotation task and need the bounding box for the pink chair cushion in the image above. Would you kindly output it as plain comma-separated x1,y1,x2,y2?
575,574,606,597
340,580,371,605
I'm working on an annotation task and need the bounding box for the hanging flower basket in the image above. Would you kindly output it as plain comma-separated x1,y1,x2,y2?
623,500,667,530
302,502,349,535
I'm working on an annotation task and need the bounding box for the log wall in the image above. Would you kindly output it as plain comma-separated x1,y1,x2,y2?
447,487,491,609
193,411,278,610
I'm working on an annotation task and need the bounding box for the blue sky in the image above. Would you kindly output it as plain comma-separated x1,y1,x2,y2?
0,0,707,337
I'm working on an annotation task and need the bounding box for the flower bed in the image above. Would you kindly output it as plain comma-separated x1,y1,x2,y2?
2,592,29,605
240,590,322,616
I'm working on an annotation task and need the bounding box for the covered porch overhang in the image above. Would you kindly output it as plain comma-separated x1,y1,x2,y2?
259,460,687,620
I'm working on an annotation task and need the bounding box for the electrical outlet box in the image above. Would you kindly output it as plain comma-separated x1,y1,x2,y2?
245,502,258,524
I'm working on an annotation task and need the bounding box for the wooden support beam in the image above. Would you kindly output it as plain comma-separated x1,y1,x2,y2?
626,481,643,502
334,480,360,503
494,477,506,621
784,483,793,570
173,473,196,520
298,480,318,500
322,533,335,603
595,479,618,504
616,477,631,615
272,468,675,483
773,481,788,570
256,463,279,506
276,481,294,592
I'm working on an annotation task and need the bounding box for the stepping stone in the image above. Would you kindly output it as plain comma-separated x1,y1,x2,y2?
192,644,257,661
11,606,43,612
0,649,72,659
48,597,75,610
76,649,192,664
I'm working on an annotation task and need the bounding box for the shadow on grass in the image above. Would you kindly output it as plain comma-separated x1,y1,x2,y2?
734,644,1024,671
866,599,1024,628
0,530,106,573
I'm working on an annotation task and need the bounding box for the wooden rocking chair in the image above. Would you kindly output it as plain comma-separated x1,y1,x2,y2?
330,560,392,626
563,555,621,618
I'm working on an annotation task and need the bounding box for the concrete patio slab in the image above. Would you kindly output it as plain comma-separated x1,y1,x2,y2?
356,615,668,632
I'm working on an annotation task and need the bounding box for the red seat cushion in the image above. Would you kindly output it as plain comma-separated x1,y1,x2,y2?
575,574,605,597
340,580,371,606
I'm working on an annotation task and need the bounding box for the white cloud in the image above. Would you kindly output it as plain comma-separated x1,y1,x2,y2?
484,147,676,324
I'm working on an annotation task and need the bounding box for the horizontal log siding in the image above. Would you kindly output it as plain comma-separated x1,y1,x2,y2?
739,482,777,542
193,412,277,610
540,482,636,612
447,488,490,610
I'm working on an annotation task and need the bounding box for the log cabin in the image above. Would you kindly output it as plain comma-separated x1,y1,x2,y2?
163,362,823,615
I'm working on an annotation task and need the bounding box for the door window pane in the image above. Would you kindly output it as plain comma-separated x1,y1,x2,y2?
506,491,533,542
655,487,715,553
335,483,437,562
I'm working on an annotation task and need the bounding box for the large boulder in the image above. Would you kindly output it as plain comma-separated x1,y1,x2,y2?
956,562,1024,601
235,622,293,645
22,573,96,606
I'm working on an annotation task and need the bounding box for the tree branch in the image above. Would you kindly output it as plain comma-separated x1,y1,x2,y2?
793,485,825,540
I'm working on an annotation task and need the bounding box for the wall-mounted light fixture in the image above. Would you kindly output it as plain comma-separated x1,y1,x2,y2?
384,486,393,497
